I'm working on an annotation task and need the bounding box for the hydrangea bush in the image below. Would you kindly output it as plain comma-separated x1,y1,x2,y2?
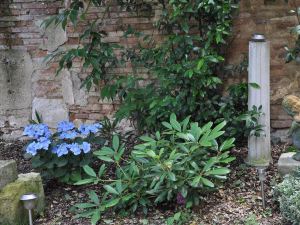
23,121,104,183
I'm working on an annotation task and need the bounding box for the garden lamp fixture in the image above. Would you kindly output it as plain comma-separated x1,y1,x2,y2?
247,33,271,167
257,167,267,209
20,193,38,225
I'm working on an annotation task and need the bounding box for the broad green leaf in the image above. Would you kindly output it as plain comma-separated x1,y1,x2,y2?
103,185,119,195
104,198,120,208
203,157,217,171
211,121,226,133
219,138,235,151
207,167,230,175
98,164,106,177
97,156,114,162
170,113,181,132
197,58,205,70
91,210,101,225
70,9,78,26
168,172,176,181
94,147,114,156
112,135,119,151
162,121,173,130
249,83,260,89
201,177,214,187
140,136,156,142
174,212,181,220
74,178,95,185
167,217,174,225
74,203,97,209
83,165,97,177
146,150,157,158
88,190,100,205
191,175,201,187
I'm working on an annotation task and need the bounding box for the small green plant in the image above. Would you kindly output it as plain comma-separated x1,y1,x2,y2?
28,110,43,124
243,213,259,225
73,114,235,224
274,169,300,224
166,210,192,225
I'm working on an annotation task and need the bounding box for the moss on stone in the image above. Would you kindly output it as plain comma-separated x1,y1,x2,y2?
0,172,45,225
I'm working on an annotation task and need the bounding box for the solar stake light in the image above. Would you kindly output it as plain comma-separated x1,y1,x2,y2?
20,193,38,225
257,167,267,209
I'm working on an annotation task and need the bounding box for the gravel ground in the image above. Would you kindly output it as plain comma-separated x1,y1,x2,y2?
0,139,288,225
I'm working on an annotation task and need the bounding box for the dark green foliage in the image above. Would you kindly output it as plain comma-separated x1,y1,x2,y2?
73,114,235,224
30,147,94,183
44,0,262,140
284,1,300,62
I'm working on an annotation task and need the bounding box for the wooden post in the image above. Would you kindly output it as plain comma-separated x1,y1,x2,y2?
247,34,271,167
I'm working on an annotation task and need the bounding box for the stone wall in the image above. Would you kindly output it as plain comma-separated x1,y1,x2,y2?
0,0,299,141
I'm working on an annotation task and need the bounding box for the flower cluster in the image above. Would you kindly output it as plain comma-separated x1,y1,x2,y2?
23,124,51,139
23,124,52,155
52,142,91,157
23,121,102,157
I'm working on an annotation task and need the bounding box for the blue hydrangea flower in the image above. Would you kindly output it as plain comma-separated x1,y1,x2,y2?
57,121,75,132
26,142,39,156
36,137,51,150
69,143,81,155
59,130,78,140
79,123,102,136
25,137,51,156
81,142,91,153
23,124,51,139
55,143,69,157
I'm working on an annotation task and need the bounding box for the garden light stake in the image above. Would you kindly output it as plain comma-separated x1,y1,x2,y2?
20,193,38,225
257,167,266,209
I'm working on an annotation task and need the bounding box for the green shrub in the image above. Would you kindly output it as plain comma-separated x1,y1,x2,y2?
43,1,262,141
73,114,235,224
274,169,300,224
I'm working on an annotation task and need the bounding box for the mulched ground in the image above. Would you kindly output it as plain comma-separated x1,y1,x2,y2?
0,139,289,225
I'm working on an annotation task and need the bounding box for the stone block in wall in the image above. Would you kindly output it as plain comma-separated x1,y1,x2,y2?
32,98,68,128
61,69,75,105
271,119,292,129
271,74,300,104
0,50,33,113
38,19,68,52
71,72,88,106
271,128,290,144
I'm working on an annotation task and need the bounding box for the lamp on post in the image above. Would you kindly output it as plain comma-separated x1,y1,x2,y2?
248,33,271,208
248,33,271,167
20,193,38,225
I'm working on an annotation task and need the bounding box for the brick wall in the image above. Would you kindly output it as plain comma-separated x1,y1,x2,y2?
0,0,298,142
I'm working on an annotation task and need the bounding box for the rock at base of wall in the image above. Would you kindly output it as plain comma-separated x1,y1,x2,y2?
0,160,18,190
278,152,300,176
0,172,45,225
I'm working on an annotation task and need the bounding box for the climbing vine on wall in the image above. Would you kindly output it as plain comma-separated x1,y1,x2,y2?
44,0,262,141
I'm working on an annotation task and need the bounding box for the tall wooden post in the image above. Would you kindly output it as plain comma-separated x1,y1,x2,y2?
247,34,271,167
